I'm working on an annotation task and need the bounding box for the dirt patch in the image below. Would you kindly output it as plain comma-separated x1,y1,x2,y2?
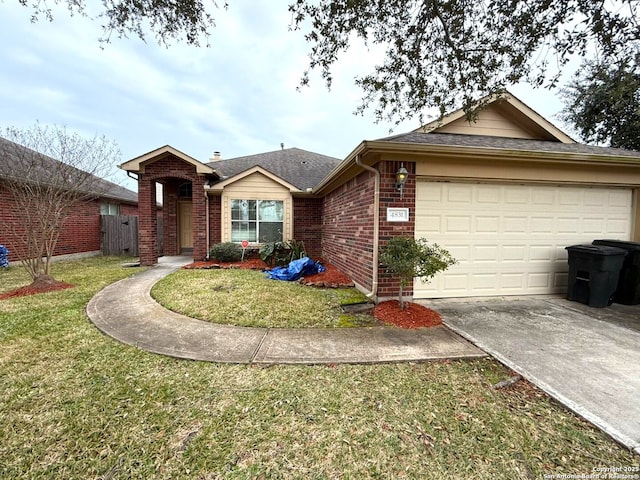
0,278,75,300
373,300,443,329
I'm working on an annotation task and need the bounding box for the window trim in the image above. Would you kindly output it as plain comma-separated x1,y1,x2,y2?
230,199,284,244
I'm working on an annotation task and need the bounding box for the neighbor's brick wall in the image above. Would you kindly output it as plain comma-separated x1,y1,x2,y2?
0,184,107,261
321,170,376,291
293,197,323,258
119,203,139,216
377,160,416,299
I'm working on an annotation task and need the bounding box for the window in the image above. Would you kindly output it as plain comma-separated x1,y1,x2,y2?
100,202,120,215
231,199,283,243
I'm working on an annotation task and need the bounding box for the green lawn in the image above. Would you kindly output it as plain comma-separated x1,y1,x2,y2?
0,257,636,479
151,268,375,328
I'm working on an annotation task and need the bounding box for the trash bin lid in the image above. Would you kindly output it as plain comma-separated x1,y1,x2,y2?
565,244,628,256
593,239,640,252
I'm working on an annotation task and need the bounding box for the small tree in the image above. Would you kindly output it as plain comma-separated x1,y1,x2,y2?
380,237,456,310
0,123,120,285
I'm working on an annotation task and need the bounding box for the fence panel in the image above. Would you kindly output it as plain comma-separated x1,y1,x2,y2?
100,215,139,256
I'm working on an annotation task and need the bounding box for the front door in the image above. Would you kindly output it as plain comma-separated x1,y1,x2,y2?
178,201,193,253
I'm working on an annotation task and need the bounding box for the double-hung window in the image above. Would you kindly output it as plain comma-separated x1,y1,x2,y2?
231,199,283,243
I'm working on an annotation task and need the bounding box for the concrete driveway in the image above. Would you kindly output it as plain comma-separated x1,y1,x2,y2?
420,296,640,454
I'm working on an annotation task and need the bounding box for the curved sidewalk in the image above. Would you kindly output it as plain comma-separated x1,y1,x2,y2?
86,256,485,364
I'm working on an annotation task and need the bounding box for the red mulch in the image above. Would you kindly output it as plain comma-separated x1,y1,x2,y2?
0,281,75,300
300,261,354,288
183,258,355,288
183,258,268,270
373,300,443,329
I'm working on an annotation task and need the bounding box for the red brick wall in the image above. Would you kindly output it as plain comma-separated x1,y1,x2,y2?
208,195,222,247
140,155,209,263
0,184,107,261
293,197,323,258
320,161,417,299
119,203,139,215
377,161,417,299
321,170,376,291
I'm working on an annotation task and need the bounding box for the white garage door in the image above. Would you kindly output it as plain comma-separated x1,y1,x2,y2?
414,182,633,298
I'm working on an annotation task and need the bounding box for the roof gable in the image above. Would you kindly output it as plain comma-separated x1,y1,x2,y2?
209,147,340,191
416,91,575,143
207,166,301,192
120,145,216,175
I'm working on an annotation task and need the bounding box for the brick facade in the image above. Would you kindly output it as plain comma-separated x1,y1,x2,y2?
293,197,323,258
377,160,416,299
138,155,209,265
321,170,377,292
320,160,416,299
0,184,139,262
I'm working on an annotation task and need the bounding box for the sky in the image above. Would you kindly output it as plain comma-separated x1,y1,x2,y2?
0,1,573,191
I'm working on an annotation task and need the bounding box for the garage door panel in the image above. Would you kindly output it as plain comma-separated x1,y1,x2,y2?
414,182,632,298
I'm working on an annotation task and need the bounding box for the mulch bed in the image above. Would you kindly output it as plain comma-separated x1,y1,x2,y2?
183,259,268,270
0,280,75,300
373,300,443,329
183,258,355,288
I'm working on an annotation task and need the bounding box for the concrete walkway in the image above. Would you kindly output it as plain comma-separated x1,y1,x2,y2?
85,256,485,365
422,296,640,455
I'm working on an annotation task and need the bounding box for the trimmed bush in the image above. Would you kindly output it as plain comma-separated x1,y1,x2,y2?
209,242,242,262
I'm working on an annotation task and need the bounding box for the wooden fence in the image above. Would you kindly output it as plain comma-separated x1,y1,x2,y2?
101,215,139,256
100,215,164,257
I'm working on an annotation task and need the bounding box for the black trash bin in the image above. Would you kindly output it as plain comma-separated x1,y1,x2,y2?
565,244,627,308
592,239,640,305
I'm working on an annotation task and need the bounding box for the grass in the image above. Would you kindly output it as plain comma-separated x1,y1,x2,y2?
151,268,375,328
0,257,638,478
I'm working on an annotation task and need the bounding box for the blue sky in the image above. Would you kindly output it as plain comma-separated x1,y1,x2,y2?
0,1,571,191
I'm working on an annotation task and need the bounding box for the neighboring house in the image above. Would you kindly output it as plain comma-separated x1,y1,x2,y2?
120,92,640,301
0,137,139,262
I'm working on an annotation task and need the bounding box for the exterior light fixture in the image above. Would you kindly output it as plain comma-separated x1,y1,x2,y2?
395,164,409,198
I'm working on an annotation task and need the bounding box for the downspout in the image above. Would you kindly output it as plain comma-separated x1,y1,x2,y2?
205,190,210,260
355,154,380,299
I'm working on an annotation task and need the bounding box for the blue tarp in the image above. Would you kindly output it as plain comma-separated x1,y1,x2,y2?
265,256,325,281
0,245,9,268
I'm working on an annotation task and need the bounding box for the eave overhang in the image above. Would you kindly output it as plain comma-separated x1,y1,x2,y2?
119,145,217,176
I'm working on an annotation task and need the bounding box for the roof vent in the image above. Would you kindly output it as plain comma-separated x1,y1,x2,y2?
280,142,284,150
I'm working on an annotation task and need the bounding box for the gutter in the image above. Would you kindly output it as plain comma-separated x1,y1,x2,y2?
355,154,380,300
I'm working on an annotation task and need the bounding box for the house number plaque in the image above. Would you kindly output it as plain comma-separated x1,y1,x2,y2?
387,208,409,222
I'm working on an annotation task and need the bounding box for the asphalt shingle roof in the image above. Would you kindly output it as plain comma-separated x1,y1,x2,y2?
0,136,138,203
376,131,640,159
208,147,341,190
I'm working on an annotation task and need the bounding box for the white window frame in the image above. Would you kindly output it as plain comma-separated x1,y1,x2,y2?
230,199,284,244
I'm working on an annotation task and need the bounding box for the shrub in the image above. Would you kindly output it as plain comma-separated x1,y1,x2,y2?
380,237,456,309
0,245,9,268
259,240,307,266
209,242,242,262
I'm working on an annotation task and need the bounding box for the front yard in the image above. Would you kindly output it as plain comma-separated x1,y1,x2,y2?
0,257,637,478
151,268,374,328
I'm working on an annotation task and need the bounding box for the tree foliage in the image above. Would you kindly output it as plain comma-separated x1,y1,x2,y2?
380,237,456,309
0,124,120,282
561,56,640,151
289,0,640,124
15,1,640,132
17,0,227,46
